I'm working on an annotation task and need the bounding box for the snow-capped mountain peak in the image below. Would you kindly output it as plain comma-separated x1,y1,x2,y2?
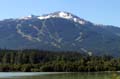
57,11,72,19
19,11,87,25
37,11,86,25
1,11,120,56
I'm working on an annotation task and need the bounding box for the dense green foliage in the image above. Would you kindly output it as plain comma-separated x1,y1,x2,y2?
0,49,119,72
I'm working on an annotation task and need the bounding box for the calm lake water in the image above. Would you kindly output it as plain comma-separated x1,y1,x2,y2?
0,72,119,79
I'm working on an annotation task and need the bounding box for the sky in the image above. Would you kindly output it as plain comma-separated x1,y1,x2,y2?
0,0,120,26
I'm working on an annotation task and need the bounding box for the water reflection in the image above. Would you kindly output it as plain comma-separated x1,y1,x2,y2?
0,72,119,79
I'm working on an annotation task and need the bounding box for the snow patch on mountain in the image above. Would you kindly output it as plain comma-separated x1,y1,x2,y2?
58,11,72,19
37,11,86,25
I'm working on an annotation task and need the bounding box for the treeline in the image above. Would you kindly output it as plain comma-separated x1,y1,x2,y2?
0,49,119,72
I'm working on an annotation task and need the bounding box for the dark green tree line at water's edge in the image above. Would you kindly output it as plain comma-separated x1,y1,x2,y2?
0,49,119,72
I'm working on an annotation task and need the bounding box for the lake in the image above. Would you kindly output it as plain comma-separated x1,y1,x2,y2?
0,72,119,79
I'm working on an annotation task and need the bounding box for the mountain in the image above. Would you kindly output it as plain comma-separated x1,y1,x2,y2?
0,11,120,56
